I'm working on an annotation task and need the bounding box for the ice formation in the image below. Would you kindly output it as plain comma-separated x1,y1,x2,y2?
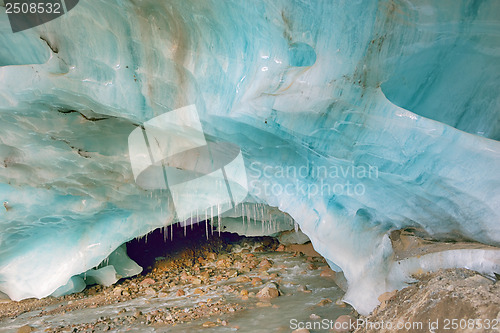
1,0,500,315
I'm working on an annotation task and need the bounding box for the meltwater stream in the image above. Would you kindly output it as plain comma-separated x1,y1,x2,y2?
0,234,351,332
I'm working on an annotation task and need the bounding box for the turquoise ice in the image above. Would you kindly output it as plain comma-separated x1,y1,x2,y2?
0,0,499,315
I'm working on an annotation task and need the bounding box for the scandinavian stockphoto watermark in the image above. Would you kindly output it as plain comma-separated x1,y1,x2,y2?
290,317,499,331
127,105,377,219
127,105,248,221
248,162,378,197
290,318,424,331
4,0,79,33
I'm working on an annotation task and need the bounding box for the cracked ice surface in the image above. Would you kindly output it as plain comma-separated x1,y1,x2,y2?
0,0,500,315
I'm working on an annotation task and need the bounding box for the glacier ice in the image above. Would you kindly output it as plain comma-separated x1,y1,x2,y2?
1,0,500,315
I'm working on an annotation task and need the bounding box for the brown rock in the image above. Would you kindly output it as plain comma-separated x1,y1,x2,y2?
144,288,156,296
194,288,204,295
378,289,397,303
258,259,272,269
236,276,251,283
297,285,311,293
113,287,123,296
140,278,155,286
251,277,263,286
202,321,216,327
317,298,333,306
226,270,238,278
200,271,210,281
191,278,202,285
320,268,336,278
256,302,272,307
17,326,33,333
332,315,356,332
256,285,280,299
176,289,185,296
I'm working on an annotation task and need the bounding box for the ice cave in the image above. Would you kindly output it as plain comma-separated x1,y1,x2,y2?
1,0,500,331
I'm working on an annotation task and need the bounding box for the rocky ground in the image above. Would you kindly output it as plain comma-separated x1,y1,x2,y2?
2,225,499,333
0,227,352,333
352,268,500,333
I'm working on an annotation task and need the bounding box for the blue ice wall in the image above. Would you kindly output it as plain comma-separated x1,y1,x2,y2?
0,0,500,314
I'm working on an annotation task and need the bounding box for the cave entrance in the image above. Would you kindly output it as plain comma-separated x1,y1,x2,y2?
125,221,279,273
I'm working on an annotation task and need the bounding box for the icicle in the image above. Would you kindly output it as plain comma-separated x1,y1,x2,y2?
218,209,221,237
190,210,194,231
210,206,214,230
205,215,209,240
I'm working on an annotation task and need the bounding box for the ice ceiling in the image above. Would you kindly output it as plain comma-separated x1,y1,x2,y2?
1,0,500,315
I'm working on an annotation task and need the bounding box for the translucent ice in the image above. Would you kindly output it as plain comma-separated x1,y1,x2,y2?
1,0,500,315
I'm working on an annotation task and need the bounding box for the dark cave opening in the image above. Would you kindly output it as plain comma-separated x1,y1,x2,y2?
125,221,278,273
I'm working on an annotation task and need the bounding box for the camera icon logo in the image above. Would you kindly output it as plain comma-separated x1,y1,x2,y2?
128,105,248,221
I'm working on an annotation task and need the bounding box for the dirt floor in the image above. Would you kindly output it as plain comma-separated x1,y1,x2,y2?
353,268,500,333
2,225,499,333
0,227,350,333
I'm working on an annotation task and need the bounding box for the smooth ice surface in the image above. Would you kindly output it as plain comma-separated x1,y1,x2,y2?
1,0,500,314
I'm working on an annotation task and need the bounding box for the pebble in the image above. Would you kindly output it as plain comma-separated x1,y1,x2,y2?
256,285,280,299
317,298,333,306
320,268,336,278
17,325,33,333
113,287,123,296
236,276,251,283
251,277,263,286
332,315,356,332
191,278,202,285
258,259,272,269
256,302,272,307
377,290,397,303
140,278,155,286
202,321,216,327
297,285,311,293
176,289,185,296
144,288,156,296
